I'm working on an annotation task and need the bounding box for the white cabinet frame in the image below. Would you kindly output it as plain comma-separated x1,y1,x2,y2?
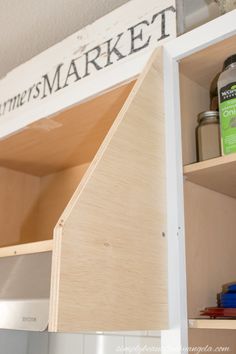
162,10,236,354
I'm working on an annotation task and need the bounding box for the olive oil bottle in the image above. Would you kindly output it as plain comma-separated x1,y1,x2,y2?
218,54,236,155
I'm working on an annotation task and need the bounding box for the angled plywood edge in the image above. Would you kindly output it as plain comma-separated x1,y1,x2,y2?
49,48,168,332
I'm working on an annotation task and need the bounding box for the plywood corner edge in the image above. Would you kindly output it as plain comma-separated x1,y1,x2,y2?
48,227,62,332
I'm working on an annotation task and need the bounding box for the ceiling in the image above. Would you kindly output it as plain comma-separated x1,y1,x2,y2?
0,0,129,79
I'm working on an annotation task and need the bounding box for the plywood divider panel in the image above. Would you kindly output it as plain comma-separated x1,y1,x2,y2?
49,48,168,332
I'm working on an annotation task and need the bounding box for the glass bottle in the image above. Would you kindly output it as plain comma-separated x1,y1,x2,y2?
214,0,236,14
218,54,236,155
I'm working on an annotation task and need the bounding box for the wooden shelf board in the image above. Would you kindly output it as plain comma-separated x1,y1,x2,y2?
180,33,236,89
184,154,236,198
189,318,236,330
0,81,135,176
0,240,53,258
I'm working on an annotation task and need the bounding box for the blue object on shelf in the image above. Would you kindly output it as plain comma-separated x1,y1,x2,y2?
221,293,236,299
227,284,236,292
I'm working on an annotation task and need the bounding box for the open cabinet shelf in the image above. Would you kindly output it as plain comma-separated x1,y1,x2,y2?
180,34,236,90
0,48,169,333
178,25,236,350
189,319,236,330
0,81,134,250
0,79,137,331
0,240,53,258
184,153,236,198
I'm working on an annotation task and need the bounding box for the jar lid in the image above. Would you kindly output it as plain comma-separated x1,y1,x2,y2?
198,111,219,123
224,54,236,70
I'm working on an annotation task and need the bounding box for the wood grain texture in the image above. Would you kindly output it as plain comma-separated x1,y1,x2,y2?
184,153,236,198
0,82,134,176
49,48,168,332
179,74,209,165
180,33,236,89
0,167,41,247
0,240,53,258
189,319,236,330
184,181,236,319
0,163,89,248
35,163,90,241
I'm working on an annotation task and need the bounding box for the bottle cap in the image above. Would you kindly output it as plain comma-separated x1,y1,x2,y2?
223,54,236,70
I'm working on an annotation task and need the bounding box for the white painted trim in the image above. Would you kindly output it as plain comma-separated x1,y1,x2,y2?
169,58,188,352
161,11,236,353
161,46,188,354
165,9,236,60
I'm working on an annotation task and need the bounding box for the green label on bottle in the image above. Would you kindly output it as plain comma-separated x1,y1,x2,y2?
220,82,236,154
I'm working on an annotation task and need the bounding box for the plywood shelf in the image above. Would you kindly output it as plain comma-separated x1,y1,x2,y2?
0,240,53,258
184,154,236,198
0,81,134,176
189,318,236,330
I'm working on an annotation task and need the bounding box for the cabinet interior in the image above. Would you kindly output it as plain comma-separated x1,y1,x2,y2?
0,81,134,248
180,34,236,347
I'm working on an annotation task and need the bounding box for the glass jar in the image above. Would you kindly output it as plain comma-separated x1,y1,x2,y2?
196,111,221,161
214,0,236,14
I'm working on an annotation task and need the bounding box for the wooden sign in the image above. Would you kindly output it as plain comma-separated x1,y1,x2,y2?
0,0,176,137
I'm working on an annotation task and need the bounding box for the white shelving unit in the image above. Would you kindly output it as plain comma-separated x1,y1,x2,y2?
164,9,236,351
1,1,236,352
